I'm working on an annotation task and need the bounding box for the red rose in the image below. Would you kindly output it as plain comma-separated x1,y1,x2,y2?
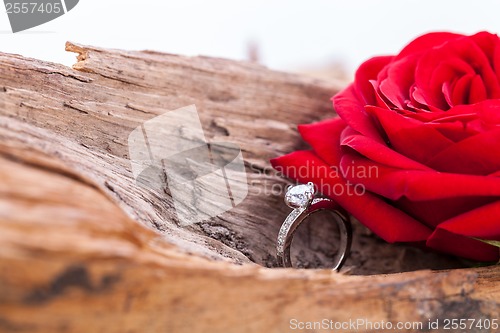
272,31,500,261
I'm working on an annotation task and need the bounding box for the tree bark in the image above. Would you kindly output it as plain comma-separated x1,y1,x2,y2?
0,42,498,333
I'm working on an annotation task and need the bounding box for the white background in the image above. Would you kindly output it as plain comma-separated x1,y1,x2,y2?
1,0,500,76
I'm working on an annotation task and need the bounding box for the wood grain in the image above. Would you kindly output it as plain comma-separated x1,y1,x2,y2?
0,43,498,333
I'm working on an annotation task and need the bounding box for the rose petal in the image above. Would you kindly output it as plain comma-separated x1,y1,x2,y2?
471,31,500,71
271,151,330,183
427,128,500,175
340,152,500,201
477,99,500,126
419,100,500,139
429,100,500,122
426,228,499,261
442,80,454,107
437,200,500,238
415,36,500,108
395,196,496,227
379,55,419,109
438,58,477,107
340,126,432,171
369,79,393,109
298,117,346,166
355,56,394,105
469,75,488,103
451,74,473,106
367,106,454,163
396,32,462,59
428,121,479,142
427,195,500,262
333,85,384,142
432,58,477,109
495,40,500,83
271,150,432,242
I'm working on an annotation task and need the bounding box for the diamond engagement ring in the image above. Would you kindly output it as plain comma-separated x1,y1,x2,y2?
277,182,352,271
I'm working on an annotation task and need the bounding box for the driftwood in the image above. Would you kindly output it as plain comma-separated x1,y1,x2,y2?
0,42,498,333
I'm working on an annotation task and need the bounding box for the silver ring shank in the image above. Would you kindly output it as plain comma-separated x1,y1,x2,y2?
277,198,352,271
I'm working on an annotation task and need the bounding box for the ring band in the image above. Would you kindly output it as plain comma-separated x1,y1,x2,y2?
277,182,352,271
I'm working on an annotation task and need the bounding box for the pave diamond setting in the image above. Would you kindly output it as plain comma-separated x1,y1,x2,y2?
277,181,352,270
284,182,315,209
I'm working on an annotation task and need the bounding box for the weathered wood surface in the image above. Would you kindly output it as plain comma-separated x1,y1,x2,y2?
0,43,498,333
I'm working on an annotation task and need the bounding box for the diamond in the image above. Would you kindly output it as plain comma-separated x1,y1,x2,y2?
284,183,314,209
